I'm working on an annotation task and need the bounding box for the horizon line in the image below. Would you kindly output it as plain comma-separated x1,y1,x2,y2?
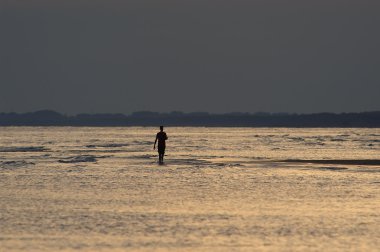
1,109,380,117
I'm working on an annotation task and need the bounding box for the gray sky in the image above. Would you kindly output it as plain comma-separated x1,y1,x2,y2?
1,0,379,114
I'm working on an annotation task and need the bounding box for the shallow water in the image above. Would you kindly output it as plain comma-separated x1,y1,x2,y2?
0,127,379,251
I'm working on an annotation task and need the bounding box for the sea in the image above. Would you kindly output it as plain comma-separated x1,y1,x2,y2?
1,127,379,251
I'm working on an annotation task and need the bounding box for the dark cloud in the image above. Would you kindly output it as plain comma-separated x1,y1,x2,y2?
1,0,379,114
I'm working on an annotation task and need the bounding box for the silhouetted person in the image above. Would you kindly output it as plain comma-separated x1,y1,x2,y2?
154,126,168,164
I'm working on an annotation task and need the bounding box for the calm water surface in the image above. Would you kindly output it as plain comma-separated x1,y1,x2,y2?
0,127,379,251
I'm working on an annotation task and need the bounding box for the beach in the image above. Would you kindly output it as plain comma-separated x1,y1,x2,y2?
1,127,379,251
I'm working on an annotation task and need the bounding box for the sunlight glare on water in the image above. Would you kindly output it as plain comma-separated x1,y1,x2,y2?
0,127,379,251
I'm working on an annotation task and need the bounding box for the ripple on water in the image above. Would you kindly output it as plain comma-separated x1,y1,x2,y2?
0,160,35,170
0,146,48,152
58,155,111,163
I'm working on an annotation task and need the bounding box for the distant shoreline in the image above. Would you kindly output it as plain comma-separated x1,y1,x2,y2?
0,110,380,127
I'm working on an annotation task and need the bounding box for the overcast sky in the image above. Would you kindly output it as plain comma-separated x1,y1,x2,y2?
1,0,379,114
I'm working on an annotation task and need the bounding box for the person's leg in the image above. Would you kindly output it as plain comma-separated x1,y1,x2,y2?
158,152,163,163
161,147,165,163
158,146,165,163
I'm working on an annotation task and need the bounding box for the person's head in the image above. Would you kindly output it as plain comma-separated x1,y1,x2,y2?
160,126,164,131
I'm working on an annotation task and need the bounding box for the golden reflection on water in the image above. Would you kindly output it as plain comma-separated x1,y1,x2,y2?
0,127,379,251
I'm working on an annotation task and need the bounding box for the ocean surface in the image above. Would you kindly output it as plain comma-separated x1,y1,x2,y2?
1,127,379,251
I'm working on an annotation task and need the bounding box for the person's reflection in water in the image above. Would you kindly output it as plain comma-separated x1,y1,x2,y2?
154,126,168,164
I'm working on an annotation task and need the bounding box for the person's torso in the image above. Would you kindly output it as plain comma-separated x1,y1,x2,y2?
157,132,167,145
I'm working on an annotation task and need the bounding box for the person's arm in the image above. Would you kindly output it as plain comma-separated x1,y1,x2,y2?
154,135,157,149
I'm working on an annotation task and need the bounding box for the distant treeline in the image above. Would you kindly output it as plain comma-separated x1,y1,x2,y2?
0,110,380,127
